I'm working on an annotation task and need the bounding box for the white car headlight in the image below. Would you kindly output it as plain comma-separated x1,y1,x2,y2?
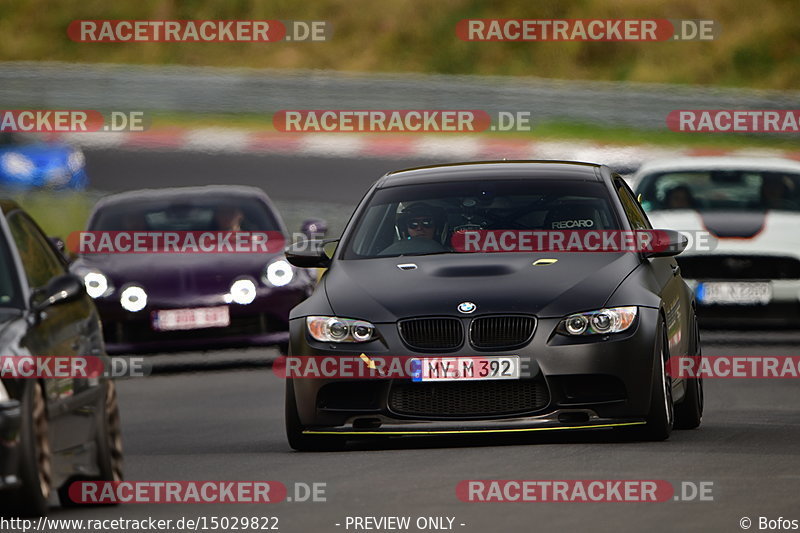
306,316,376,343
559,306,638,336
230,279,257,305
263,259,294,287
1,152,35,178
67,150,85,173
120,285,147,312
83,271,113,299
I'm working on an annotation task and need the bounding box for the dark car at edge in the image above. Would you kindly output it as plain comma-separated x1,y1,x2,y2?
0,200,122,516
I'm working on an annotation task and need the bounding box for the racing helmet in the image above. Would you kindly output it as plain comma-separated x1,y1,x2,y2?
396,202,448,241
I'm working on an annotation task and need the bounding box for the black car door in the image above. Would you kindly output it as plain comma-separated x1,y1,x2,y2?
6,210,100,453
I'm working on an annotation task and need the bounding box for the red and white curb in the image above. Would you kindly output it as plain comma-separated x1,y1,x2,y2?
57,128,800,168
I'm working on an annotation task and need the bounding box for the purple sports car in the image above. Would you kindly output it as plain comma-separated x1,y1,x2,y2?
70,185,319,354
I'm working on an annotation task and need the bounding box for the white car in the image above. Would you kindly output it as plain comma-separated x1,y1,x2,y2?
632,156,800,326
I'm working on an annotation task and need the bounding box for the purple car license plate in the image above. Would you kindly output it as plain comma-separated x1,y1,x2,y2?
152,306,230,331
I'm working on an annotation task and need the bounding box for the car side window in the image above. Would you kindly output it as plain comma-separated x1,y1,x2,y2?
6,211,66,289
615,178,652,230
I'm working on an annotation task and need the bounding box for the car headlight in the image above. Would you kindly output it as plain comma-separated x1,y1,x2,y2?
1,152,35,178
558,306,638,336
82,270,114,298
67,150,85,173
120,285,147,312
306,316,377,343
230,279,257,305
263,259,294,287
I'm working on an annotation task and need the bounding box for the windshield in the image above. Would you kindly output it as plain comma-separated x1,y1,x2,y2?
90,196,282,232
342,179,620,259
638,170,800,212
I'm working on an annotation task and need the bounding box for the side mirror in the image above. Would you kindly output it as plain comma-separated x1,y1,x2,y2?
49,236,66,253
32,273,85,312
49,236,72,262
300,218,328,240
286,239,338,268
644,229,688,258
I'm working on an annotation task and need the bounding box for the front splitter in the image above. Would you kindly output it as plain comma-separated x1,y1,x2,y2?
304,420,646,436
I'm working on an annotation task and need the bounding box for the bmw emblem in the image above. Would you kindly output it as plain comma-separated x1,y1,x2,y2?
457,301,477,314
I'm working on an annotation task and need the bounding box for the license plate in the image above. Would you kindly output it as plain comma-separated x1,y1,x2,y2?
152,306,230,331
411,356,520,382
697,282,771,305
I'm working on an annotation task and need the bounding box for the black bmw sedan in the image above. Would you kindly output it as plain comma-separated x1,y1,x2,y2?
284,161,703,451
0,200,122,516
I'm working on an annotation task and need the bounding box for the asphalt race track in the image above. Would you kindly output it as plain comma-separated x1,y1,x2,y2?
52,148,800,532
85,148,440,203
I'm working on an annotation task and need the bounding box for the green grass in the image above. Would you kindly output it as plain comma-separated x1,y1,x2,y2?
0,0,798,89
8,190,96,238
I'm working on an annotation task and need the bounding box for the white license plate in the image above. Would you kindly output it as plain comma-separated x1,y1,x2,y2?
411,356,520,382
697,282,772,305
152,306,230,331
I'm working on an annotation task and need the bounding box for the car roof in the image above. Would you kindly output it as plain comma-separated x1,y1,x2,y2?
92,185,271,211
635,156,800,176
376,160,606,188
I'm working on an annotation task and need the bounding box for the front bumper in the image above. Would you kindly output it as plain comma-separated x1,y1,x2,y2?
687,279,800,326
0,399,22,491
96,287,307,354
288,307,661,433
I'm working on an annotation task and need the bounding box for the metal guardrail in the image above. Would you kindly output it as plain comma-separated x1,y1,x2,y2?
1,61,798,129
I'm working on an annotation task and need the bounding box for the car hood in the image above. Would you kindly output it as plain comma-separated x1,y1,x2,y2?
73,253,281,295
323,252,641,322
647,209,800,255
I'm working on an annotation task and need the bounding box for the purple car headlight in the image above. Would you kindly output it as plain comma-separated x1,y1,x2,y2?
73,267,114,299
230,279,257,305
120,285,147,312
263,259,294,287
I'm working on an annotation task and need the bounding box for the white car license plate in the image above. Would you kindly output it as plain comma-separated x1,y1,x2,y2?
697,282,771,305
152,306,230,331
411,356,520,382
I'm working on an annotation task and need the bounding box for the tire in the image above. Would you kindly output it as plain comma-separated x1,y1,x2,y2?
1,382,52,516
58,381,124,508
285,380,345,452
674,319,704,429
631,320,674,441
95,380,124,483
